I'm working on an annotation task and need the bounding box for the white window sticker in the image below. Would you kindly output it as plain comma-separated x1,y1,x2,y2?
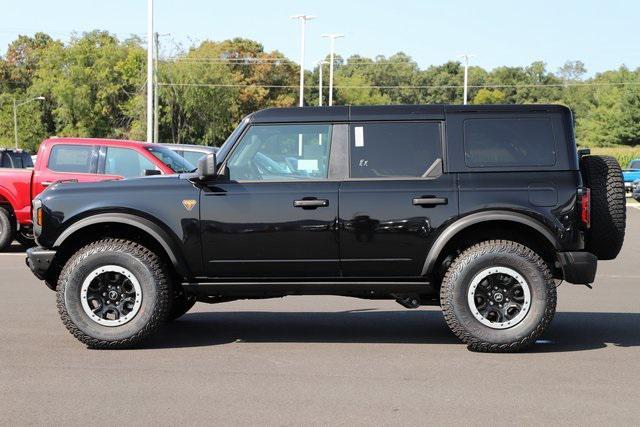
297,159,319,172
355,126,364,147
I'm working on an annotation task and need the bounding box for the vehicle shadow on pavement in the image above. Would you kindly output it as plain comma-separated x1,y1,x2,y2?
527,311,640,353
5,243,26,253
144,310,458,348
142,310,640,352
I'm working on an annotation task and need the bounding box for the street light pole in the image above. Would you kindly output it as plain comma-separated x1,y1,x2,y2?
290,15,316,107
13,99,18,150
460,54,473,105
153,32,170,144
146,0,154,143
322,34,343,106
318,60,325,106
13,96,45,150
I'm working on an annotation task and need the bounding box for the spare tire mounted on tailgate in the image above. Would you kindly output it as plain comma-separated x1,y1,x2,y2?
580,155,626,260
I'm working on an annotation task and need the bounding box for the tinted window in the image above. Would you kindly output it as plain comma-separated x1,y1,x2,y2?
227,124,331,181
0,153,11,168
105,147,157,178
350,122,441,178
464,118,556,167
48,145,96,173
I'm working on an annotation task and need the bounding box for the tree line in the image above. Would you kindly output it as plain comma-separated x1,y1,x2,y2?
1,30,640,152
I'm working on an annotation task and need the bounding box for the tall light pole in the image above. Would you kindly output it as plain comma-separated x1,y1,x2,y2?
317,60,326,106
322,34,343,106
154,32,170,144
460,54,474,105
13,96,45,150
290,15,316,107
146,0,154,143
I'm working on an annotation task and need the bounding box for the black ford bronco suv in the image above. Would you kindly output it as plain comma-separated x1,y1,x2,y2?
26,105,626,352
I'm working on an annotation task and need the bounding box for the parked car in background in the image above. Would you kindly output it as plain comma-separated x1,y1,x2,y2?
0,149,33,169
633,179,640,201
623,159,640,193
0,137,195,251
162,143,218,166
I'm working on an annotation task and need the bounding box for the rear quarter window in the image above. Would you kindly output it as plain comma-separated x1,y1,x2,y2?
463,118,556,168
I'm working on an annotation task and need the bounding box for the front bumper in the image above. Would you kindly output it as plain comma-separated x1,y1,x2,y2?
558,251,597,285
25,246,57,283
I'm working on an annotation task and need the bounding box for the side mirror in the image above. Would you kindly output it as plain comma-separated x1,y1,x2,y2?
198,153,217,180
144,169,162,176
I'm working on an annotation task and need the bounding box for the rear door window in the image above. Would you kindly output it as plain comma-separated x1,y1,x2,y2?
349,122,442,178
48,145,97,173
463,118,556,167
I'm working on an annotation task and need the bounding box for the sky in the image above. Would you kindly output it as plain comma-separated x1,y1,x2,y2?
1,0,638,75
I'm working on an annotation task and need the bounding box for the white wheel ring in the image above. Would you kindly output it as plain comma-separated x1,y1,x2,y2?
467,266,531,330
80,265,143,327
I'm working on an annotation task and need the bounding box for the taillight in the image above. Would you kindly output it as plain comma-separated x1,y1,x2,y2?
580,188,591,229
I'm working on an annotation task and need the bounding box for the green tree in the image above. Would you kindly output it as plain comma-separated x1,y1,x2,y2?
473,88,506,104
30,31,146,139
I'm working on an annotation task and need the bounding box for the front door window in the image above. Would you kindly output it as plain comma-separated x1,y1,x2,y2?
226,124,331,181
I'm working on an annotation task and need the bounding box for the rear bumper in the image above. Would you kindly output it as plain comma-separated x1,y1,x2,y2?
558,251,597,285
25,247,56,284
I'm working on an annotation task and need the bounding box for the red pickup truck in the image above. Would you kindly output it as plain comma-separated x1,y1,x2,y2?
0,137,195,251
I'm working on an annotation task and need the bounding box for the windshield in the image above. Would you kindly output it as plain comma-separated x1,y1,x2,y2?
146,146,195,173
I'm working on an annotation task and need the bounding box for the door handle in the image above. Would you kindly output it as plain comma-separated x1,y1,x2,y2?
41,181,53,187
412,197,448,207
293,198,329,209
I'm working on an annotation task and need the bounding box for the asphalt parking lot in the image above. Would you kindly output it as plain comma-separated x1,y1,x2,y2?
1,207,639,425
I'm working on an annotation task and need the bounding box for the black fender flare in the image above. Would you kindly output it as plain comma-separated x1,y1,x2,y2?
53,213,190,277
421,210,561,276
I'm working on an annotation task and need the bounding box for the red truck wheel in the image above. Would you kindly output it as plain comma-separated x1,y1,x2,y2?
0,207,16,251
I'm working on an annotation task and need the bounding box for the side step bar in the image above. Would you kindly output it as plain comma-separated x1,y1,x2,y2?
182,280,433,296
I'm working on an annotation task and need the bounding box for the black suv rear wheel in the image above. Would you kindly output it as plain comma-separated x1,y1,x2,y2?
57,239,171,348
440,240,557,352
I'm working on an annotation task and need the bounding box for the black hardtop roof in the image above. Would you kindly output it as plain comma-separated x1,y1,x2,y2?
248,104,571,123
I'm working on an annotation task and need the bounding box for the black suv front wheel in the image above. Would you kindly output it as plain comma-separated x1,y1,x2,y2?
440,240,557,352
57,239,171,348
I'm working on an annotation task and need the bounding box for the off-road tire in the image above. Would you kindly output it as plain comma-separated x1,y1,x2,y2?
169,286,196,321
580,155,626,260
0,207,16,251
440,240,557,353
56,238,171,349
